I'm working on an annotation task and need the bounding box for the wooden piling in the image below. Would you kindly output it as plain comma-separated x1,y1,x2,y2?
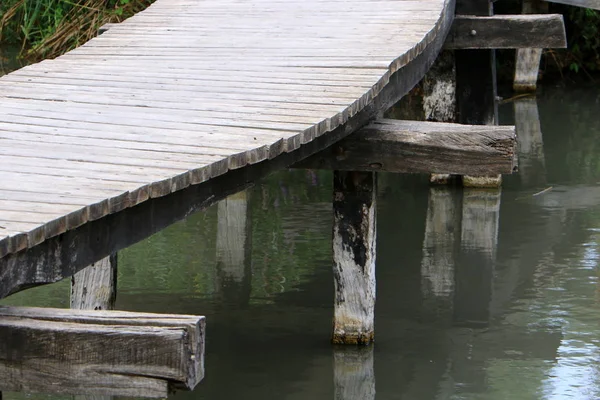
514,0,549,92
333,346,375,400
71,254,117,311
332,171,376,345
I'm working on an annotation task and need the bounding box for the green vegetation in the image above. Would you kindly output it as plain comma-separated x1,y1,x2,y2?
0,0,154,61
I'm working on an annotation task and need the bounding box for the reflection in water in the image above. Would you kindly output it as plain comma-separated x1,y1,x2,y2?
2,86,600,399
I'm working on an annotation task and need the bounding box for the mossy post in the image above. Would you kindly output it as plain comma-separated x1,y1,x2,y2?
332,171,376,345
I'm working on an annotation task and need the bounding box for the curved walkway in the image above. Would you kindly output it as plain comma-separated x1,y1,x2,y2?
0,0,452,274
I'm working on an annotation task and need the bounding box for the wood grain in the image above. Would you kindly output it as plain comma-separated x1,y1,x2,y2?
0,0,453,260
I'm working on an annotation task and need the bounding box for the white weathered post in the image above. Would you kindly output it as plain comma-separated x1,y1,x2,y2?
514,0,549,92
332,171,377,345
71,253,117,311
333,346,375,400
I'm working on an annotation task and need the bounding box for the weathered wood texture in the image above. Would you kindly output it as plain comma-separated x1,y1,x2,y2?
544,0,600,10
333,347,375,400
0,0,455,261
446,14,566,49
0,306,205,397
294,119,516,175
71,253,117,310
332,171,376,345
514,0,550,91
423,51,457,122
0,0,458,298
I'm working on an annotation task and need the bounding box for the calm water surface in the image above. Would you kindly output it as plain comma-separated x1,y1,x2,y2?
1,57,600,399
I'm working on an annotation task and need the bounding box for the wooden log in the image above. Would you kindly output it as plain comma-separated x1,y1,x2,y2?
544,0,600,10
423,50,457,122
445,14,566,50
421,187,461,299
332,171,376,345
333,346,375,400
514,0,551,92
0,306,205,397
514,97,547,186
71,253,118,310
454,189,500,326
216,192,252,304
293,120,516,176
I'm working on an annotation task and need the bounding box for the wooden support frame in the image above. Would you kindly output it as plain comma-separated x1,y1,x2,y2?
445,14,566,50
0,307,205,397
294,120,516,176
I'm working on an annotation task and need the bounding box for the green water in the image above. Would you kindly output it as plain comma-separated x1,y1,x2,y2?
2,55,600,398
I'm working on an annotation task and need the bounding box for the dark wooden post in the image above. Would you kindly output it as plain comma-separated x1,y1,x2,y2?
514,0,549,91
456,0,502,188
333,346,375,400
71,253,117,311
332,171,377,345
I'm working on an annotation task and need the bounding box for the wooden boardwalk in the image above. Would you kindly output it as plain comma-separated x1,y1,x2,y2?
0,0,453,297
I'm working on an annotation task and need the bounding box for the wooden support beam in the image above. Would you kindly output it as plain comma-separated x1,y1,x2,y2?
71,254,117,310
544,0,600,10
294,120,516,176
445,14,566,50
0,307,205,398
333,347,375,400
332,171,376,345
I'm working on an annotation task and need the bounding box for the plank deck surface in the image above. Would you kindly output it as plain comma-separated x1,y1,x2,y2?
0,0,451,260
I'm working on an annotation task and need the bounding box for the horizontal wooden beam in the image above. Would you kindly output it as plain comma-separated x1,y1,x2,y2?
0,306,205,398
293,120,516,175
544,0,600,10
445,14,567,49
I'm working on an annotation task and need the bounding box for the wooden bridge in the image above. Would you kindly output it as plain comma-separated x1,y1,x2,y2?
0,0,577,396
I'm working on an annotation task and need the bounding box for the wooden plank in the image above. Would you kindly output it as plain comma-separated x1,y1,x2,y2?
0,306,204,397
445,14,566,49
544,0,600,10
293,120,517,175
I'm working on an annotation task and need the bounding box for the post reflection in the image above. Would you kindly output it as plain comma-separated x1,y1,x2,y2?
514,97,547,187
333,346,375,400
215,191,252,306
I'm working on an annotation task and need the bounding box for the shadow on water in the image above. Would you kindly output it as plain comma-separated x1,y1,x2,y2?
2,83,600,399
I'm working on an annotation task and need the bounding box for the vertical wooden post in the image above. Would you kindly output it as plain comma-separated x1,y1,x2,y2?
514,97,547,186
333,346,375,400
421,187,461,300
453,189,500,326
70,254,117,311
216,192,252,305
514,0,549,92
332,171,377,345
456,0,501,188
